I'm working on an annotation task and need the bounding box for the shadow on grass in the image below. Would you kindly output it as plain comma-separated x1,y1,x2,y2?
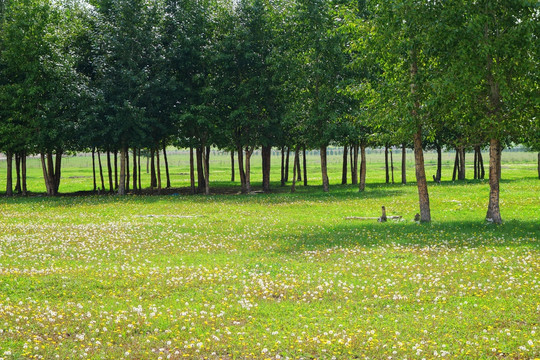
273,220,540,253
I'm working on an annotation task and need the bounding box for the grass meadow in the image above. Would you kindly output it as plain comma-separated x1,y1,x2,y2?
0,149,539,359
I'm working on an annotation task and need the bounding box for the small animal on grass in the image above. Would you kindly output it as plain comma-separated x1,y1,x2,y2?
378,206,387,222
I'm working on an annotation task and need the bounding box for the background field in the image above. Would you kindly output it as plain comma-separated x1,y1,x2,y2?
0,150,539,359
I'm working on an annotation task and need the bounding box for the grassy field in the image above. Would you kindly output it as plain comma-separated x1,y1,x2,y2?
0,150,539,359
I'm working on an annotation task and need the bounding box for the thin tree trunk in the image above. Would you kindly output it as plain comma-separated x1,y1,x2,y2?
285,147,290,182
202,146,210,195
414,130,431,222
262,145,271,193
401,143,407,184
189,147,195,194
280,147,285,187
303,146,308,186
40,153,51,196
486,138,502,223
452,150,459,181
352,145,359,185
14,152,20,193
150,148,157,189
245,147,252,193
146,154,149,174
21,151,27,196
385,146,390,184
98,150,105,192
138,149,142,190
118,147,126,195
132,148,138,191
436,144,442,182
163,144,171,188
114,150,118,190
390,148,395,184
54,151,62,193
156,147,162,194
458,147,466,180
238,145,247,193
107,151,113,192
296,152,302,182
291,146,300,193
230,151,235,182
474,147,478,180
92,148,97,192
359,145,367,191
342,145,348,185
196,147,205,193
5,151,13,196
320,145,329,192
126,151,130,192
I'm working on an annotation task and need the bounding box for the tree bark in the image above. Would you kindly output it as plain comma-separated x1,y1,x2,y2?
285,147,290,182
21,151,27,196
15,152,21,193
54,151,62,194
390,148,395,184
296,152,302,182
138,149,142,190
98,150,105,192
189,147,195,194
205,146,210,185
385,146,390,184
341,145,348,185
458,147,466,180
291,146,300,193
126,151,130,192
118,147,126,195
262,145,271,193
106,151,113,192
320,145,329,192
359,145,367,191
196,147,205,193
40,153,51,196
486,138,502,223
352,145,359,185
280,147,285,187
436,144,442,182
401,143,407,184
150,148,157,189
114,151,118,190
230,151,235,182
156,147,162,194
5,151,13,196
245,147,252,193
303,146,308,186
201,146,210,195
452,150,459,181
238,145,247,193
163,144,171,188
92,148,97,192
132,148,138,192
414,130,431,222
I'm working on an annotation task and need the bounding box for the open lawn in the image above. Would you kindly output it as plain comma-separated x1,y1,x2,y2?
0,151,539,359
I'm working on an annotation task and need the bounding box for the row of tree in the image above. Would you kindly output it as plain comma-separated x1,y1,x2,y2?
0,0,538,224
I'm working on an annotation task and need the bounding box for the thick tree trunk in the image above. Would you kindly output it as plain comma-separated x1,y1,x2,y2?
238,146,247,194
156,147,162,194
196,147,205,194
352,145,359,185
150,148,157,189
452,150,459,181
15,152,21,193
262,145,271,193
414,130,431,222
280,147,285,187
436,144,442,182
106,151,113,192
384,146,389,184
132,148,138,192
163,144,171,189
359,145,367,191
189,147,195,194
341,145,348,185
5,151,13,196
320,145,329,192
245,147,252,193
97,151,105,192
401,144,407,184
114,151,118,190
118,147,126,195
201,146,210,195
390,148,395,184
486,139,502,223
285,147,290,182
291,146,300,193
92,148,97,192
230,151,235,182
21,151,27,196
303,146,308,186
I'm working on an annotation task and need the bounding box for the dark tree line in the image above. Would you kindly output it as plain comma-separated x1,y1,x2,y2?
0,0,538,224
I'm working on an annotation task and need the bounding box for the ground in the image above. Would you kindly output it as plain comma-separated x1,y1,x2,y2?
0,150,538,359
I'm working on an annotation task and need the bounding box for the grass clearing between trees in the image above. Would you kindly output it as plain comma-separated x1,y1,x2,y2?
0,151,539,359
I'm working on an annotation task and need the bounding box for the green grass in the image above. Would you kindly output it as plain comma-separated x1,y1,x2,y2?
0,150,539,359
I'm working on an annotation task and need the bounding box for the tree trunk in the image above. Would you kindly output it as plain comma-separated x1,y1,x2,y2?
458,147,466,180
201,146,210,195
452,150,459,181
138,149,142,190
291,146,300,193
98,150,105,192
107,151,113,192
474,147,478,180
196,147,205,193
285,147,290,182
54,151,62,194
5,151,13,196
132,148,138,192
303,146,308,186
390,148,395,184
486,138,502,223
146,154,149,174
163,144,171,189
156,147,162,194
296,152,302,182
14,152,21,193
231,151,235,182
21,151,27,196
40,153,51,196
245,147,252,193
359,145,367,191
401,143,407,184
385,146,390,184
118,147,126,195
92,148,97,192
189,147,195,194
342,145,348,185
352,145,359,185
413,130,431,222
262,145,271,193
114,151,118,190
280,147,285,187
436,144,442,182
205,146,210,185
150,148,157,189
320,145,329,192
238,145,247,193
126,151,130,192
538,152,540,180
